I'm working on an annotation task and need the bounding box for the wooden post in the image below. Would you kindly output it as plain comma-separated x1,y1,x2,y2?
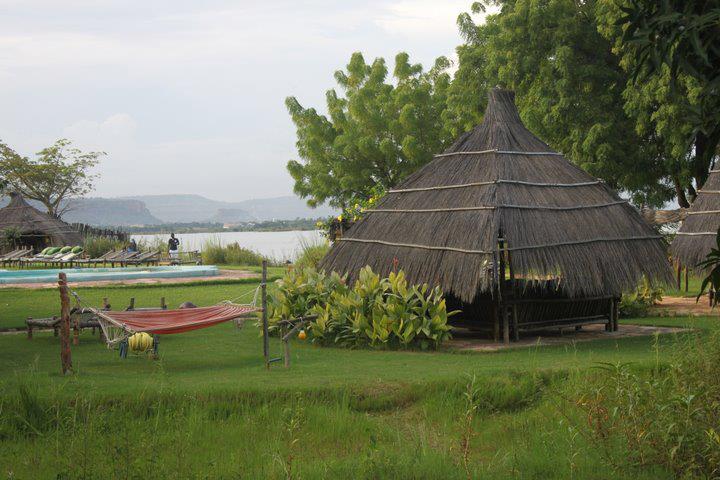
102,298,110,310
27,317,33,340
676,260,682,290
160,297,167,309
492,304,499,342
684,266,689,293
498,236,509,345
127,297,135,310
261,260,269,368
512,305,519,342
614,297,620,331
606,298,613,332
58,273,72,375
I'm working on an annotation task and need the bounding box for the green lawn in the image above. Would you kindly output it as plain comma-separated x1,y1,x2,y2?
1,274,716,479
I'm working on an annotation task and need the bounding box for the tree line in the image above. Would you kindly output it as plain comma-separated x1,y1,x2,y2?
286,0,719,210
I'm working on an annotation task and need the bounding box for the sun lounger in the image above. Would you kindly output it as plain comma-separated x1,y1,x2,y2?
122,250,160,266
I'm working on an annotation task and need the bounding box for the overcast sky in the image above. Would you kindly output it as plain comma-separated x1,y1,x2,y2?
0,0,486,202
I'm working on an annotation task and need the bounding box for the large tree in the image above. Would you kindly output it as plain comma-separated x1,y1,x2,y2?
448,0,681,206
603,0,720,203
286,52,453,209
0,139,103,217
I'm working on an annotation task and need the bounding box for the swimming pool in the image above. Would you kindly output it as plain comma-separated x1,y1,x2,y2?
0,265,219,285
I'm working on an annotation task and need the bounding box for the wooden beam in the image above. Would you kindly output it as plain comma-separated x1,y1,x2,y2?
58,273,72,375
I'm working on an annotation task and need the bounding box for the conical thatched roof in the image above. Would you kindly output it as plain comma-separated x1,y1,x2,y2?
0,192,83,246
321,88,673,302
670,170,720,269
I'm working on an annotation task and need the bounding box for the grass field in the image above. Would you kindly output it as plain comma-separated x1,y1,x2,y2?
0,273,717,479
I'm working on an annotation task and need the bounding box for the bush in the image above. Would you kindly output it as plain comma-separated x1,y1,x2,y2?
83,236,126,258
266,266,454,350
201,237,266,266
572,333,720,477
293,238,330,270
619,276,663,317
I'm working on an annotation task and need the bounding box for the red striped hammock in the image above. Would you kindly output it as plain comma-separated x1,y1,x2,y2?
95,304,259,336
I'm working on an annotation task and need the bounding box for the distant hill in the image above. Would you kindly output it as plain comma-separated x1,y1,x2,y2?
0,196,160,226
1,194,336,226
123,194,336,223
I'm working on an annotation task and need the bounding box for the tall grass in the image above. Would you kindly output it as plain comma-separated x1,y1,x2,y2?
293,236,330,269
2,371,660,479
83,236,126,258
201,236,266,266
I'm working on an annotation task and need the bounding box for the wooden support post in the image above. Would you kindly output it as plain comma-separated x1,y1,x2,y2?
160,297,167,309
502,306,510,345
102,297,110,310
492,304,499,342
58,273,72,375
53,316,59,337
261,260,269,368
27,317,32,340
606,298,613,332
684,266,689,293
282,326,290,368
614,297,620,332
512,305,519,342
127,297,135,310
676,260,682,290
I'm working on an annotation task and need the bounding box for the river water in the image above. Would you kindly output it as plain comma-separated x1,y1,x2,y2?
132,230,325,262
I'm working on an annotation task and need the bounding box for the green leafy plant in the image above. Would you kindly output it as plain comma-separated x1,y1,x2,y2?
619,276,663,317
266,266,454,350
696,228,720,307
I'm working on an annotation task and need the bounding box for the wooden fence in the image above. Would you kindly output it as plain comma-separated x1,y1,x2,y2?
70,223,128,242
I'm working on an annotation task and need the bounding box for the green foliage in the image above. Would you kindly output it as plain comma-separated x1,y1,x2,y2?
620,276,664,317
83,235,126,259
597,0,716,206
1,227,22,250
316,186,385,239
451,0,674,206
200,237,266,266
267,266,454,350
572,333,720,477
0,139,104,217
293,238,330,270
286,52,453,209
696,228,720,307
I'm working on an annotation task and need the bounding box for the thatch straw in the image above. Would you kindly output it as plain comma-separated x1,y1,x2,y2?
0,192,83,246
670,170,720,269
320,88,673,302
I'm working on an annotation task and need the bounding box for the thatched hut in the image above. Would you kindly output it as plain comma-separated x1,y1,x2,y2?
0,192,83,251
321,88,673,341
670,170,720,270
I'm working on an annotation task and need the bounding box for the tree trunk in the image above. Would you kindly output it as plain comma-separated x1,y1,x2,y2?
674,177,691,208
693,132,711,191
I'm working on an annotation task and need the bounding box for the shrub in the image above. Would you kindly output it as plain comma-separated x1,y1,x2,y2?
293,238,330,270
572,333,720,477
201,237,266,266
83,236,126,258
266,266,454,350
619,276,663,317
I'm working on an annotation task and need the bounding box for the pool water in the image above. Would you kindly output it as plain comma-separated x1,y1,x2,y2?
0,265,219,284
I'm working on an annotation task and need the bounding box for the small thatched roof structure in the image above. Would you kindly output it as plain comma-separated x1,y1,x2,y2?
670,170,720,268
321,88,673,302
0,192,83,247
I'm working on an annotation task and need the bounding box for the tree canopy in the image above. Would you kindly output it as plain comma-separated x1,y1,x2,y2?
0,139,104,218
287,0,719,209
286,52,452,209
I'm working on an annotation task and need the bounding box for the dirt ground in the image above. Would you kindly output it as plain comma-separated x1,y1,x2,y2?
0,269,259,289
651,295,716,317
448,323,687,352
